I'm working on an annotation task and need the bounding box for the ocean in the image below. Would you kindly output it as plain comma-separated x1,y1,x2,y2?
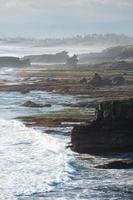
0,44,133,199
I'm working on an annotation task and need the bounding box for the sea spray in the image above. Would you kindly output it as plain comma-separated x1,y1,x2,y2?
0,118,75,199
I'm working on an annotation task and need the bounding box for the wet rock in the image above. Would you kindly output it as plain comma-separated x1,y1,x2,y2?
95,160,133,169
71,99,133,154
22,101,51,108
62,101,98,108
20,89,30,94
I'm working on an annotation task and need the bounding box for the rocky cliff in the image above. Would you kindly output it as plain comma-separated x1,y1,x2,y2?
0,57,30,67
23,51,68,63
71,99,133,154
79,45,133,64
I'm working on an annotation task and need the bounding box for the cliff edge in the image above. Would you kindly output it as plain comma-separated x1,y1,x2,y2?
71,99,133,154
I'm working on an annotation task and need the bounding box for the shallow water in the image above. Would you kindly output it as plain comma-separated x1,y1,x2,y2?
0,61,133,200
0,91,77,119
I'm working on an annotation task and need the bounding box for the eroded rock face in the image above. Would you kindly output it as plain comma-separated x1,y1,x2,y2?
71,99,133,154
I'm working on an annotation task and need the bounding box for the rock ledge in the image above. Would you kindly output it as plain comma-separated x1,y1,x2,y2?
71,99,133,154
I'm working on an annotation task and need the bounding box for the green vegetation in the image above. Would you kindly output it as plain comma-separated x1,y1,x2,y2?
17,108,94,127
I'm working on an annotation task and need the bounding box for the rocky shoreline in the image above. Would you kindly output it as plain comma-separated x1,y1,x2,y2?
70,99,133,155
1,63,133,167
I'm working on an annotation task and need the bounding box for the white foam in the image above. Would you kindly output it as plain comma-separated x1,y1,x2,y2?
0,118,74,199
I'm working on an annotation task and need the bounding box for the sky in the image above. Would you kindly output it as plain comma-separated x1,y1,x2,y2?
0,0,133,38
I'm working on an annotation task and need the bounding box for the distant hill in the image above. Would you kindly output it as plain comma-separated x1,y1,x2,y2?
79,45,133,64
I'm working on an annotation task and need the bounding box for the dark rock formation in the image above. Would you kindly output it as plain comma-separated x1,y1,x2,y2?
89,73,126,87
95,160,133,169
112,76,125,85
79,77,88,84
22,101,51,108
23,51,68,63
0,57,30,67
71,99,133,154
89,73,112,87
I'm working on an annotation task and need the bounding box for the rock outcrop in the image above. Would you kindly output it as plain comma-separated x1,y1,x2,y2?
71,99,133,154
23,51,68,64
95,160,133,169
89,73,112,86
89,73,125,87
0,57,30,67
22,101,51,108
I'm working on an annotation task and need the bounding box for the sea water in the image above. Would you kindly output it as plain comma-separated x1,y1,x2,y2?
0,47,133,200
0,116,133,200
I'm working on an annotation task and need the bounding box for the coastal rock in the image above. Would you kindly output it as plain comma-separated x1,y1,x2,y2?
71,99,133,154
79,78,88,84
89,73,112,87
89,73,126,87
23,51,68,63
0,57,30,67
22,101,51,108
95,160,133,169
111,76,125,85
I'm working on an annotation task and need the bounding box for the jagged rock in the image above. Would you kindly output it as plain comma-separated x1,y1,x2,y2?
71,99,133,154
95,160,133,169
79,78,88,84
89,73,112,86
22,101,51,108
89,73,102,86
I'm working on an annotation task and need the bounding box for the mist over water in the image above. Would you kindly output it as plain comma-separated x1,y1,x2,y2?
0,43,105,57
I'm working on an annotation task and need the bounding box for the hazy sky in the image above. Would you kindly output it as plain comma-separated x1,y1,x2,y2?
0,0,133,38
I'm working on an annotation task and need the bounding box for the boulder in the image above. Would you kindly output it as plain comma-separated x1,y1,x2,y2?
70,99,133,154
22,101,51,108
89,73,112,87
